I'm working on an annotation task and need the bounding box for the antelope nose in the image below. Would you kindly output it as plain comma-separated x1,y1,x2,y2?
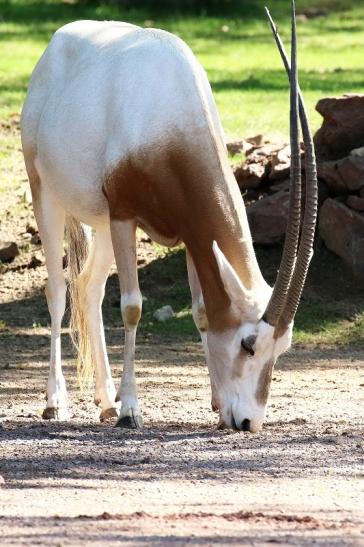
241,419,251,432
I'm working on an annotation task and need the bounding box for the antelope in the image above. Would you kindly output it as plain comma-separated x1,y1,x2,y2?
21,2,317,432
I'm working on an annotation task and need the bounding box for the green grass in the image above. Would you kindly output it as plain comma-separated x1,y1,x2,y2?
138,246,195,337
1,0,364,136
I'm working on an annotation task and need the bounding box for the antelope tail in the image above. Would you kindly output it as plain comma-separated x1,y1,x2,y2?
65,215,93,388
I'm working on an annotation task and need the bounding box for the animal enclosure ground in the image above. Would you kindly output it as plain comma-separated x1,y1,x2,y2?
0,331,363,545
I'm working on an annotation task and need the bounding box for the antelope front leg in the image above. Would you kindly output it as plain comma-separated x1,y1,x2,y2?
186,250,219,414
110,219,143,429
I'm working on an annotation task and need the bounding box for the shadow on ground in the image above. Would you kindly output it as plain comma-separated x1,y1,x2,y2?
1,239,364,348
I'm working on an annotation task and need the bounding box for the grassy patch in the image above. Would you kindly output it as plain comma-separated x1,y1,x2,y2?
228,150,245,167
138,247,197,337
256,242,364,350
1,1,364,135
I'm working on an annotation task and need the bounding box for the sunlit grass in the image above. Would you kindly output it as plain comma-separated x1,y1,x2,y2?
294,314,364,348
0,1,364,136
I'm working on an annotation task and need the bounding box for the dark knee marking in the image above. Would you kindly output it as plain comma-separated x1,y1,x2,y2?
123,304,141,328
195,306,209,332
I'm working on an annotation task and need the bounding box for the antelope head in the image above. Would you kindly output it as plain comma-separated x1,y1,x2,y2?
206,2,318,432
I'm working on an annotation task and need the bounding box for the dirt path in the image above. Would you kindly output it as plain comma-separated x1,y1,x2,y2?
0,332,363,545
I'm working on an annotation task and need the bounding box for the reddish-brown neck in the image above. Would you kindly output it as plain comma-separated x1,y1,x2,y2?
104,134,265,331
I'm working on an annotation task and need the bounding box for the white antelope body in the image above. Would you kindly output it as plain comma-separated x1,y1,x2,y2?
21,5,317,432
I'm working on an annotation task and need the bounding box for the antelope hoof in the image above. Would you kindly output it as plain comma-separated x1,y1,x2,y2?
94,397,101,407
216,417,228,430
100,407,119,423
42,407,70,421
116,411,143,429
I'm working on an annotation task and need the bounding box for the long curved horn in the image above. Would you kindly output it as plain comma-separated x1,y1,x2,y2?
263,0,302,327
265,4,318,328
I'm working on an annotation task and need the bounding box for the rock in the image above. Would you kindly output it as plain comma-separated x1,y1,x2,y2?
246,134,264,147
31,233,41,245
22,188,32,204
314,94,364,161
316,156,364,193
247,191,289,245
231,138,293,190
227,139,253,156
269,145,291,181
153,305,175,322
26,222,37,235
246,142,283,161
346,195,364,212
317,180,330,207
319,198,364,277
269,176,328,206
0,241,19,262
350,147,364,158
234,162,266,189
360,187,364,198
28,252,44,269
270,179,290,193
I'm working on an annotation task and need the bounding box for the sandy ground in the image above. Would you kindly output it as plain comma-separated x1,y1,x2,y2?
0,331,363,545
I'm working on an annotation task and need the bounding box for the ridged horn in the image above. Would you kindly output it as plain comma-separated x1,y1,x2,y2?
263,0,302,327
265,5,318,328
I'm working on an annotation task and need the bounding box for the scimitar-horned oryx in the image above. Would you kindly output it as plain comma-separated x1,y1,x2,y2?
21,2,317,432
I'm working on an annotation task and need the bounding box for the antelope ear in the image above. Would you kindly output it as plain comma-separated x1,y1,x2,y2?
212,241,250,305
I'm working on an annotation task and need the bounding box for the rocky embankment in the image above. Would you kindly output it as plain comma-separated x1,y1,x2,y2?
229,94,364,277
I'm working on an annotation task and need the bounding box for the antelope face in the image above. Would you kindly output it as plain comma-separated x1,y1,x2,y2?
210,241,295,432
206,318,292,432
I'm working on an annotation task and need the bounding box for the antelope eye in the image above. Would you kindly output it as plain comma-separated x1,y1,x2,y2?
241,335,256,356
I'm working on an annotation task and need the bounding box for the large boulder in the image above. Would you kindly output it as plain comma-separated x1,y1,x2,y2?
316,155,364,193
346,195,364,212
319,198,364,277
314,94,364,161
247,191,289,245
